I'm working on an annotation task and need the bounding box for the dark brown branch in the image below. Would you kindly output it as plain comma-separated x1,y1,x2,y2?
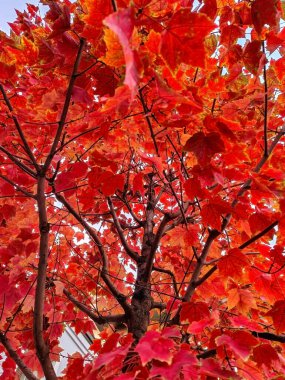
138,89,159,156
63,289,126,324
190,219,279,289
163,170,188,227
111,0,117,12
197,331,285,360
54,191,132,315
0,84,39,170
0,332,38,380
194,265,217,288
144,214,171,283
124,199,144,226
166,134,189,179
183,229,220,302
151,301,166,310
107,197,139,262
251,331,285,343
43,38,85,174
153,266,179,296
197,349,216,359
239,220,278,249
34,176,57,380
0,174,36,199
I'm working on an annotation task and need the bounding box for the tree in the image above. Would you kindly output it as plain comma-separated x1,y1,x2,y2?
0,0,285,378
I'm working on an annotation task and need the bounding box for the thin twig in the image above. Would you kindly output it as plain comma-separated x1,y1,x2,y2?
0,84,39,170
43,38,85,174
107,197,139,262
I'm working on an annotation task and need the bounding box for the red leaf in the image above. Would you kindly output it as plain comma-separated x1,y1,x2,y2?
200,0,217,19
180,301,210,323
251,0,279,35
201,197,231,230
184,132,225,165
266,300,285,333
104,8,139,95
243,40,263,75
62,352,84,380
55,162,88,194
220,24,244,46
0,62,16,79
95,333,132,369
216,331,258,360
101,173,125,196
150,350,198,380
227,287,257,314
253,344,279,368
133,173,145,195
200,358,239,379
135,330,175,365
218,248,249,280
160,10,216,70
184,177,209,201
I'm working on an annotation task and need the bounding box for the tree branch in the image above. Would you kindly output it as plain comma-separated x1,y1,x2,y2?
197,331,285,360
0,145,37,178
239,220,278,249
262,40,268,157
43,38,85,174
151,301,166,310
0,174,36,198
183,229,220,302
34,176,57,380
183,125,285,304
0,84,39,170
153,266,179,297
54,191,132,315
143,214,171,283
0,332,38,380
138,88,159,156
107,197,139,262
63,289,126,324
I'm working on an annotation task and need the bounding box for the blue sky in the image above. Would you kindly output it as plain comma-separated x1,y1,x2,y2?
0,0,41,33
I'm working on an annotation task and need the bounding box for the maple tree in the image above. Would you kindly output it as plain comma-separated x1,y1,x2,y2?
1,0,285,378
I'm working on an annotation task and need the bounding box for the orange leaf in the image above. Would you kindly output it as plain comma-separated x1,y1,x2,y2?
227,287,257,314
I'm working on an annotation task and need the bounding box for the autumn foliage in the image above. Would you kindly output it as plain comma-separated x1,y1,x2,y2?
0,0,285,378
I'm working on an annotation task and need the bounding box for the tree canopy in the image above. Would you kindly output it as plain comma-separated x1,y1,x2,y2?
0,0,285,378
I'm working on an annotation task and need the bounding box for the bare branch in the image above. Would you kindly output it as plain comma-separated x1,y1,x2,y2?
151,301,166,310
239,220,278,249
43,38,85,174
0,84,39,170
107,197,139,262
0,145,37,178
138,88,159,156
262,40,268,157
63,289,126,324
0,332,38,380
54,191,132,315
34,176,57,379
0,174,36,199
153,265,179,296
143,214,171,283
